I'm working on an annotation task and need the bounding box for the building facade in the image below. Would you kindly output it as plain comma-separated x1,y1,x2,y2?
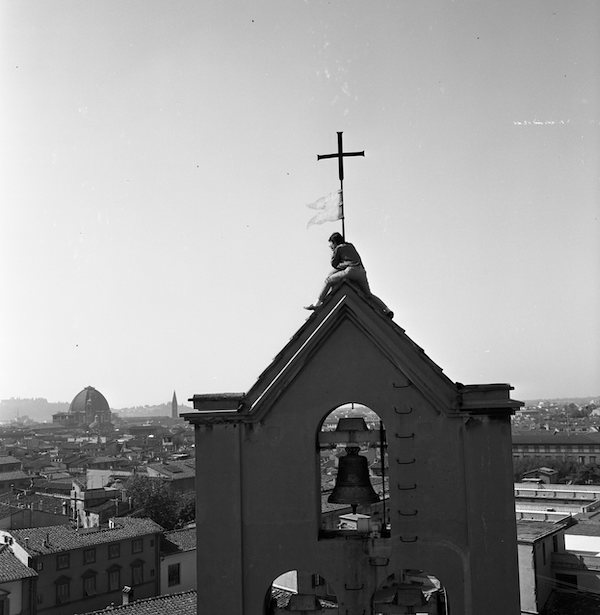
159,528,196,596
0,517,161,615
512,432,600,465
0,546,37,615
184,282,523,615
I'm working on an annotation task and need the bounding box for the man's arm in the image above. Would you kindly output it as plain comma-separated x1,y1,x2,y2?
330,245,342,269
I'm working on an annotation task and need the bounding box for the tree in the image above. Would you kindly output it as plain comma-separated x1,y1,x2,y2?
125,475,196,530
573,464,600,485
174,491,195,528
125,475,178,529
513,456,580,483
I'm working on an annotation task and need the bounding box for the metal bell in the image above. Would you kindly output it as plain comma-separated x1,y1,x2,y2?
328,446,379,508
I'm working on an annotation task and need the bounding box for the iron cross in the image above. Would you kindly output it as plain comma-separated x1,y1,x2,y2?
317,132,364,181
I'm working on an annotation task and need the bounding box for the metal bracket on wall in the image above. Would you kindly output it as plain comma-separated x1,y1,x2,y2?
392,381,412,389
396,458,416,465
394,406,414,414
394,432,415,439
397,483,417,490
398,509,418,516
399,536,418,543
344,583,365,591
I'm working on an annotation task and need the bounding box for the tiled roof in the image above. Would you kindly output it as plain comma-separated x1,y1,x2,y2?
565,521,600,537
146,461,195,479
10,517,163,555
512,432,600,445
270,587,337,610
0,456,21,466
0,545,37,582
89,456,120,463
77,590,196,615
0,470,31,481
162,528,196,553
0,493,70,516
516,519,569,542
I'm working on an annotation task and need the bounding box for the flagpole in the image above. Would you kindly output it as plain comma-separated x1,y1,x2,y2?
340,178,345,239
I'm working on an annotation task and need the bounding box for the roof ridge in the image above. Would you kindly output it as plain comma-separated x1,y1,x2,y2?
82,590,197,614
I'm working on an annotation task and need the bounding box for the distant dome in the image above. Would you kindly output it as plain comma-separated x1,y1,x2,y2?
69,386,110,418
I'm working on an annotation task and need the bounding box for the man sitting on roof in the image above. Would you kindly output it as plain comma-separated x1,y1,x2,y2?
304,232,393,318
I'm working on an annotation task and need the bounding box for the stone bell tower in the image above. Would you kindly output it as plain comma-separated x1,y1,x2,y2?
184,281,522,614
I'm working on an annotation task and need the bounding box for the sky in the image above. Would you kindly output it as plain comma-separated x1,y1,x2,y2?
1,0,599,413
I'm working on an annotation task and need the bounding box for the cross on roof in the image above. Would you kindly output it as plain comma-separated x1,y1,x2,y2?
317,132,364,182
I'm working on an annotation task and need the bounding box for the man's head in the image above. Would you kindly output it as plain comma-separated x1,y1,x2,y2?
328,232,344,247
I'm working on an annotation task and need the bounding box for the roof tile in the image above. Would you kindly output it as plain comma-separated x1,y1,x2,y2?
77,590,196,615
10,518,162,555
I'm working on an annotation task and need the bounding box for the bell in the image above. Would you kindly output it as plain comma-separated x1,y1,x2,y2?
328,446,379,509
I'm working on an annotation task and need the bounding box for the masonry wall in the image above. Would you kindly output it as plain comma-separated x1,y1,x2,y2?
193,318,520,614
517,543,537,614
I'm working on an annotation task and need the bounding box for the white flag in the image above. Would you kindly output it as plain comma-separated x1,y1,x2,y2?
306,190,342,228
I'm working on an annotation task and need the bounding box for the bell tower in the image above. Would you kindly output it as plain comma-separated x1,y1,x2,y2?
184,282,522,614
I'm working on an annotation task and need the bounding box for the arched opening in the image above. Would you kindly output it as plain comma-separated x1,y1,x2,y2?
318,403,390,538
264,570,338,614
372,571,448,615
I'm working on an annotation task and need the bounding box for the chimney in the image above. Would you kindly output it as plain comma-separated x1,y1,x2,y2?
122,586,133,605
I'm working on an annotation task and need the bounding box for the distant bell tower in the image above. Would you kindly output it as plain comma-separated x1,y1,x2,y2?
171,391,178,419
184,282,523,615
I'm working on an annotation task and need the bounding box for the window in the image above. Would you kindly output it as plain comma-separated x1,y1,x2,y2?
55,578,70,605
553,535,559,552
108,543,120,559
108,566,121,592
168,563,180,587
131,561,144,586
84,548,96,564
36,561,43,571
131,538,143,554
0,596,7,615
57,553,70,570
579,456,586,464
82,572,97,597
591,456,597,464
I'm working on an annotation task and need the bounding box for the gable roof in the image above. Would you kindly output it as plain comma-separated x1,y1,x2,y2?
0,545,37,582
161,527,196,554
513,432,600,445
187,281,521,423
79,590,196,615
9,517,162,555
146,460,195,481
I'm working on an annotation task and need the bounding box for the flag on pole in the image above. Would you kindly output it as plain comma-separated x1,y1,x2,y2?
306,190,342,228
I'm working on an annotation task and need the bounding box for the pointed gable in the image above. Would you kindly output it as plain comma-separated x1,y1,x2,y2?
187,281,519,423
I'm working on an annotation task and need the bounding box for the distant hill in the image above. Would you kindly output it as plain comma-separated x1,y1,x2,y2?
0,397,68,422
113,403,192,417
3,394,596,424
0,398,191,423
523,396,599,406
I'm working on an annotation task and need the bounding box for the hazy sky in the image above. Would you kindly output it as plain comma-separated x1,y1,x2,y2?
1,0,598,412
